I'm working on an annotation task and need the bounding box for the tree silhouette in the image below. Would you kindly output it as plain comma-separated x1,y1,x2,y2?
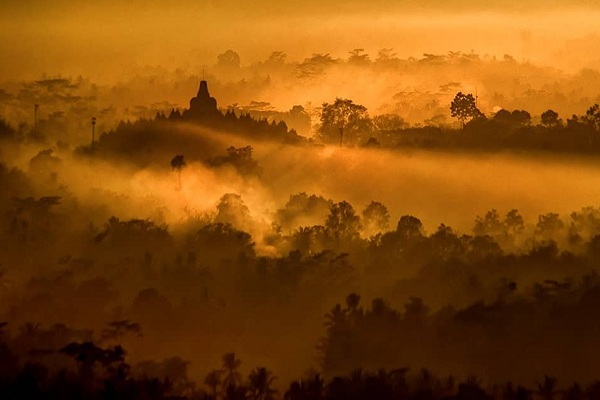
348,48,371,64
345,293,361,314
205,369,224,399
584,104,600,130
222,352,242,390
170,154,186,189
541,109,561,128
217,50,241,69
362,201,390,235
450,92,482,127
215,193,252,230
101,320,142,344
248,367,277,400
325,201,362,247
373,114,408,132
473,209,505,237
318,98,372,146
91,116,96,152
396,215,424,239
265,51,287,65
535,213,564,239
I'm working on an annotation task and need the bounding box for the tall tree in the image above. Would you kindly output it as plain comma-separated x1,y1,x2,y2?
248,367,277,400
318,98,372,146
205,369,223,399
362,201,390,235
171,154,187,190
217,50,241,69
584,104,600,130
541,109,561,128
222,352,242,390
325,201,362,246
450,92,482,127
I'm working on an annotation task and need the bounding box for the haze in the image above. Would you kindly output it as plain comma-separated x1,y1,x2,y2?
4,1,600,399
2,1,600,81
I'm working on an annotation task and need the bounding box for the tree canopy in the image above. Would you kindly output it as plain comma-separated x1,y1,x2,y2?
450,92,483,127
318,98,372,146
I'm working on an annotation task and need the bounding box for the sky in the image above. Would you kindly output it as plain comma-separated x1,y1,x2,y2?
2,0,600,81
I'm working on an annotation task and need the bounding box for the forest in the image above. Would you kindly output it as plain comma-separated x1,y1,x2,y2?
3,10,600,395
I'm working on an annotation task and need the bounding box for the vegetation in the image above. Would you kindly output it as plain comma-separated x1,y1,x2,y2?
4,49,600,400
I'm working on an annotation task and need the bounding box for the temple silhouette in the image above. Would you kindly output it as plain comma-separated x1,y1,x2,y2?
163,79,304,143
96,79,305,161
182,80,220,120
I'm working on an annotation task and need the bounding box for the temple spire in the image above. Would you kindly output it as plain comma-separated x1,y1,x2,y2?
186,78,219,119
197,80,210,99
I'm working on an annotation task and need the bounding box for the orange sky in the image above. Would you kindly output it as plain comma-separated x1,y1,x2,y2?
1,1,600,82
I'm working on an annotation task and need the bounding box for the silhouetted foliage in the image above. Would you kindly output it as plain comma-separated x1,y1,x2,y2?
541,110,561,128
318,98,372,146
450,92,483,127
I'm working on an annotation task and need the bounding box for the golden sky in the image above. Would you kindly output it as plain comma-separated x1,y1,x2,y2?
1,0,600,81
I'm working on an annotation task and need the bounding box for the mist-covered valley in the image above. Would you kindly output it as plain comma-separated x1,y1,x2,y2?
4,2,600,397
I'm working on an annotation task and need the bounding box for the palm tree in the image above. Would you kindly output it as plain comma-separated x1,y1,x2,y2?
248,367,277,400
205,369,223,399
170,154,187,190
222,352,242,390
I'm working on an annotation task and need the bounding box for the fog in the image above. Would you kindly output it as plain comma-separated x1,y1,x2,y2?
4,2,600,398
4,108,600,387
2,2,600,81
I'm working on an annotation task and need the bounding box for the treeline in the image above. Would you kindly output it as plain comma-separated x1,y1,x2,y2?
316,95,600,155
320,273,600,381
379,104,600,154
96,106,303,152
5,315,600,400
6,157,600,391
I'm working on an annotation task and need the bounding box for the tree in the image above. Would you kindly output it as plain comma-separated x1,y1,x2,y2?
193,223,255,263
473,209,504,237
450,92,482,127
298,53,337,78
541,109,561,128
583,104,600,130
171,154,186,189
505,209,525,236
510,110,531,126
205,369,224,399
248,367,277,400
345,293,361,313
325,201,362,246
292,225,328,255
318,98,372,146
348,48,370,64
222,352,242,390
396,215,423,239
275,192,332,231
101,320,142,343
376,48,397,62
217,50,241,69
362,201,390,235
372,114,408,132
215,193,252,230
536,213,564,239
265,51,286,65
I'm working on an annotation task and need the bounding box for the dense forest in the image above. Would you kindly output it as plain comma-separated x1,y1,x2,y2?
3,45,600,399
